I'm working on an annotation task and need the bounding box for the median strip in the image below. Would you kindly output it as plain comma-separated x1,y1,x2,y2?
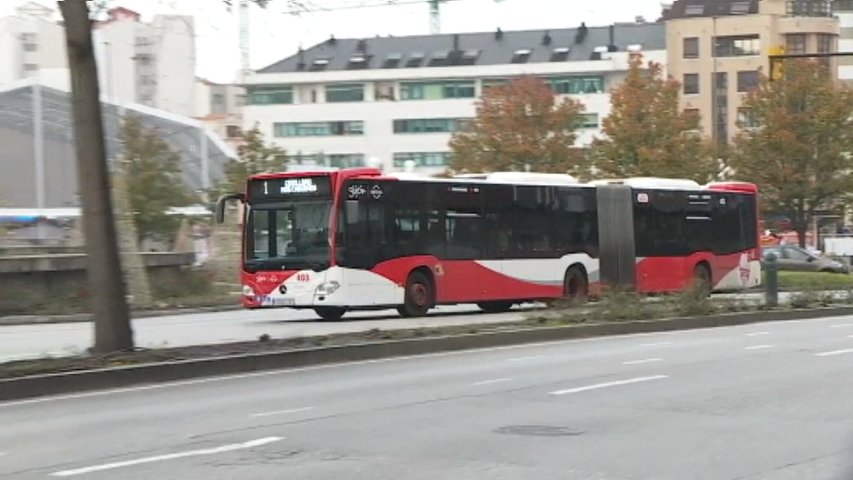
4,306,853,402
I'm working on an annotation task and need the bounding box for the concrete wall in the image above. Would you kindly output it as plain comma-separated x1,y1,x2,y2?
0,252,196,315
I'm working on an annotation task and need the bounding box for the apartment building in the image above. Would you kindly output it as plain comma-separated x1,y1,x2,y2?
664,0,840,145
194,78,247,151
244,22,667,174
0,3,199,118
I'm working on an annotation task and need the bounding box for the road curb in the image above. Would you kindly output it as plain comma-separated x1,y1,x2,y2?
0,305,242,326
3,306,853,402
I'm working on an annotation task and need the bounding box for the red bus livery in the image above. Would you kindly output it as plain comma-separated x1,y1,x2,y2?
216,168,761,320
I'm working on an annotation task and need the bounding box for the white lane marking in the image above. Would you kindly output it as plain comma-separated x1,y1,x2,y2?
829,323,853,329
622,358,662,365
471,378,512,386
815,348,853,357
50,437,283,477
745,344,774,350
549,375,668,395
0,451,6,456
640,341,672,347
507,355,545,362
249,406,314,418
746,332,771,337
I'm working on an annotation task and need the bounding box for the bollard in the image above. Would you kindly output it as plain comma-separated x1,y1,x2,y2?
764,252,778,307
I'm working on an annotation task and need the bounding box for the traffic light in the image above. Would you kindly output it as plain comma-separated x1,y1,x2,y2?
769,45,786,81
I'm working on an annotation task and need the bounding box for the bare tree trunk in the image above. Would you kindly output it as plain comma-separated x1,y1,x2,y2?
59,0,134,352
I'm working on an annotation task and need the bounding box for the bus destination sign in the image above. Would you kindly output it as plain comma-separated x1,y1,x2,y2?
249,176,332,201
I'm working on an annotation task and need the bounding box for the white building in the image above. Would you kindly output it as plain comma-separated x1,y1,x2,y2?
244,22,667,174
837,0,853,84
0,3,199,118
194,78,247,151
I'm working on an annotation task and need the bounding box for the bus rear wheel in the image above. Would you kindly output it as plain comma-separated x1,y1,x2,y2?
563,266,589,302
477,301,514,314
314,307,346,321
398,271,432,318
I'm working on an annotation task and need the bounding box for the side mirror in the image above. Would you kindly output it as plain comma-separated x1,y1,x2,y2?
215,193,245,224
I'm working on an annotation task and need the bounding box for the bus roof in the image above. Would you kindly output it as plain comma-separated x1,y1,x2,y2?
262,168,756,193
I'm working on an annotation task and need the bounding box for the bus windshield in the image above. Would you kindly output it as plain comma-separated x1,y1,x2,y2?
244,200,332,272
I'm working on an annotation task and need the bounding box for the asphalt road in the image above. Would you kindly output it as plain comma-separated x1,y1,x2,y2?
0,304,529,363
2,315,853,479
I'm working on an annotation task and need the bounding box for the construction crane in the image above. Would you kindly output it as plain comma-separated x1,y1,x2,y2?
236,0,511,78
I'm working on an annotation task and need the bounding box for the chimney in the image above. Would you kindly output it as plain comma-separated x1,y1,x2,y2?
453,33,460,51
575,22,588,44
608,24,617,51
495,27,503,40
542,30,552,45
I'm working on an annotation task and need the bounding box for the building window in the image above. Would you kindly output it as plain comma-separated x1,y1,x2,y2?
817,34,835,54
683,74,700,95
737,71,759,93
226,125,242,138
393,152,452,168
235,94,246,107
737,108,758,128
273,121,364,137
400,81,475,100
714,35,760,57
482,78,509,92
683,37,699,59
248,86,293,105
289,153,365,168
393,118,471,134
577,113,600,129
714,72,728,146
23,63,38,72
549,76,605,94
786,0,831,16
326,83,365,103
211,93,226,114
785,34,807,55
683,108,700,121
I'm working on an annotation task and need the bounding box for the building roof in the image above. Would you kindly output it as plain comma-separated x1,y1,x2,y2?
662,0,759,19
257,22,666,74
0,81,234,207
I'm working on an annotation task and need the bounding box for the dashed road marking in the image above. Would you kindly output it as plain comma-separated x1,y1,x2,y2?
622,358,663,365
815,348,853,357
550,375,668,395
745,345,774,350
507,355,545,363
640,341,672,347
50,437,283,477
829,323,853,329
249,407,314,418
746,332,770,337
471,378,512,386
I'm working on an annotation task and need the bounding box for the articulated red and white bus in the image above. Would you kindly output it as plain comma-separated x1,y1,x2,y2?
216,168,761,320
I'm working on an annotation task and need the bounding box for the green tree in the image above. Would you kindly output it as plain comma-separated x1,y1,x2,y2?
591,54,717,181
119,116,192,243
730,59,853,247
449,76,586,174
218,126,287,194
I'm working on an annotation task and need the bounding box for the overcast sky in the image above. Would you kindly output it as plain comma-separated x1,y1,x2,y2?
4,0,665,83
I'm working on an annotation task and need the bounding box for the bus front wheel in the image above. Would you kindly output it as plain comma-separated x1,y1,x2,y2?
398,271,432,318
314,307,347,321
563,266,589,302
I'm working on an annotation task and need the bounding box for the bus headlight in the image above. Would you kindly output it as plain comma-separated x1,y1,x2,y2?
242,285,255,297
316,281,340,295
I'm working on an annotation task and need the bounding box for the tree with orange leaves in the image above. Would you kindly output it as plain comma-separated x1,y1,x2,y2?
449,76,586,174
591,53,717,182
730,59,853,247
